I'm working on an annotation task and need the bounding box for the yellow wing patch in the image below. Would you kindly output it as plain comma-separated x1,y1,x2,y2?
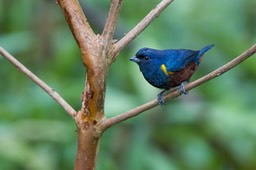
161,64,173,76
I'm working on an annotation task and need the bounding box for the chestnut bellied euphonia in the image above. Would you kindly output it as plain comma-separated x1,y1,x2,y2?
130,44,214,105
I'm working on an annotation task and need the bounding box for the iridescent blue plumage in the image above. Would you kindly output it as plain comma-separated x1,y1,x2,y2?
130,44,214,105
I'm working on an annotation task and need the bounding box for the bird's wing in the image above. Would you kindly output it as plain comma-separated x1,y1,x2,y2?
165,50,199,72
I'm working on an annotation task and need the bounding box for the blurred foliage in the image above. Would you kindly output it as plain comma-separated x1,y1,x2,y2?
0,0,256,169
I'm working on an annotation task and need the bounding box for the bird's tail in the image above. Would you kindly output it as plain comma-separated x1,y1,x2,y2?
196,44,214,64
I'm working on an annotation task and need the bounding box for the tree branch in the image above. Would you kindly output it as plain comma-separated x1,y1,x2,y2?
57,0,96,66
0,47,77,117
112,0,174,59
102,0,123,46
99,44,256,131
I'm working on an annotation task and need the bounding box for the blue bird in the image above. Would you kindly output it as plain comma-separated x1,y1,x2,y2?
130,44,214,105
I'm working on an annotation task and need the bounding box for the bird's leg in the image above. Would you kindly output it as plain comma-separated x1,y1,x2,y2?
180,81,189,95
157,89,167,105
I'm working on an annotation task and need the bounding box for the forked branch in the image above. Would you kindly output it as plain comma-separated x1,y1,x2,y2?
0,47,77,117
99,44,256,131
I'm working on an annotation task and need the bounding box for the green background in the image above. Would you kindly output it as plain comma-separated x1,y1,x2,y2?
0,0,256,169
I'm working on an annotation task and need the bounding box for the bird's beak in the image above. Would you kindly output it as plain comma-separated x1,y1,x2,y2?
129,56,140,63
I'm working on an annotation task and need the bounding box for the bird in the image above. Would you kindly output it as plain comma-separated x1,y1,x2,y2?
130,44,214,105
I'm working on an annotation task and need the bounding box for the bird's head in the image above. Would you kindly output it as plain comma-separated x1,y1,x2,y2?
130,48,164,65
130,48,156,64
129,48,165,72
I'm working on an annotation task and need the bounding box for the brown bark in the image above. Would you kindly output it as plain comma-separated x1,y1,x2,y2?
75,126,100,170
74,38,109,169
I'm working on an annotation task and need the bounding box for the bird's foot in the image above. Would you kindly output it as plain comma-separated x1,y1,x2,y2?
157,90,166,105
180,81,189,95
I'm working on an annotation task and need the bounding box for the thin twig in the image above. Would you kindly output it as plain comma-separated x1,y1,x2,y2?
112,0,174,59
100,44,256,131
102,0,123,46
0,47,77,117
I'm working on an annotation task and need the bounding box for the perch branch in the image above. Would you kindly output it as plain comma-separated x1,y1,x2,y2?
102,0,123,46
100,44,256,131
112,0,174,59
0,47,77,117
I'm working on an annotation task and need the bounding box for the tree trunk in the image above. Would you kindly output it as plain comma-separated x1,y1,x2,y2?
74,44,108,170
75,126,100,170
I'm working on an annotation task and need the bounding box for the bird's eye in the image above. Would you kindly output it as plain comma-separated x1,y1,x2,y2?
136,54,143,59
136,54,149,61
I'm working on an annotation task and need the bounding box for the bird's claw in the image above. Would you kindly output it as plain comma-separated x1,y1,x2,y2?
157,90,166,105
157,94,165,105
157,82,188,105
180,82,189,95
